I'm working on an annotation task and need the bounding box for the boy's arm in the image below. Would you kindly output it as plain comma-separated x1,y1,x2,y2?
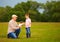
29,19,31,27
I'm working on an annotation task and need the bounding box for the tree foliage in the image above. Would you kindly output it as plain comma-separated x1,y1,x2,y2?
0,1,60,22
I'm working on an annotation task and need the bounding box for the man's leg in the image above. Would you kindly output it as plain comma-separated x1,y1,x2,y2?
7,32,17,39
7,34,10,38
15,28,20,38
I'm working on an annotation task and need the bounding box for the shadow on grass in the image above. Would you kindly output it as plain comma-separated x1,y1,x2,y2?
0,34,41,39
18,36,41,39
0,35,7,38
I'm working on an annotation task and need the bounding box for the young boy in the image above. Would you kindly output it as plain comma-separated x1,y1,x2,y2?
25,13,31,38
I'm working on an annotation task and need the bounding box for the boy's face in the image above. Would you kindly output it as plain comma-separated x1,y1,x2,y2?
25,15,28,19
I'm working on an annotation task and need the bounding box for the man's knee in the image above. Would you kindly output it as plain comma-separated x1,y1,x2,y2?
7,32,17,39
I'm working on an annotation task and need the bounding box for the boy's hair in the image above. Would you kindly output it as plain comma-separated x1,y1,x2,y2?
25,13,29,16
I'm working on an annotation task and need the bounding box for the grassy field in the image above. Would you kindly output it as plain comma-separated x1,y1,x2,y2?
0,22,60,42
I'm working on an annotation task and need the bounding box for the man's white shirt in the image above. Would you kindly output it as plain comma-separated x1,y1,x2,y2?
8,19,19,34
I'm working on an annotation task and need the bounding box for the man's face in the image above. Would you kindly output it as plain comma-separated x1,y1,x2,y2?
13,17,17,21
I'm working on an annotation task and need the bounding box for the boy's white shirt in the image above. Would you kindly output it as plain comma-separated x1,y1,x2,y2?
25,18,31,28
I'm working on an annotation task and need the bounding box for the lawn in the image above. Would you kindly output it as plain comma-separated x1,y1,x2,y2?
0,22,60,42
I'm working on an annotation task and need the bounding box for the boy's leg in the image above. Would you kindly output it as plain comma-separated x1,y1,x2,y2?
7,32,17,39
15,28,20,38
28,27,31,37
26,27,31,38
26,28,28,38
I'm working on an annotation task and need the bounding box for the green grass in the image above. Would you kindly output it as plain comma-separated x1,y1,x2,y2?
0,22,60,42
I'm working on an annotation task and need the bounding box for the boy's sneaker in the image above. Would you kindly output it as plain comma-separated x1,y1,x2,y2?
26,34,31,38
26,34,29,38
29,34,31,37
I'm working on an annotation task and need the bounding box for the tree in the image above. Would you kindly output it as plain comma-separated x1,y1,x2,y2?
43,1,60,22
0,0,60,22
14,1,41,22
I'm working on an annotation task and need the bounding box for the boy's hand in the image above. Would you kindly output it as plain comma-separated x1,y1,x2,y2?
18,23,24,27
22,23,25,25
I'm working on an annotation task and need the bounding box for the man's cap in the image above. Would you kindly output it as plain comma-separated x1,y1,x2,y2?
12,14,18,18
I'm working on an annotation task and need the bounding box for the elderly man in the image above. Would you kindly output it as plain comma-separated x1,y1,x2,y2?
7,14,20,39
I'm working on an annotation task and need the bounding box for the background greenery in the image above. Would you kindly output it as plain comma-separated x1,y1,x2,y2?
0,0,60,22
